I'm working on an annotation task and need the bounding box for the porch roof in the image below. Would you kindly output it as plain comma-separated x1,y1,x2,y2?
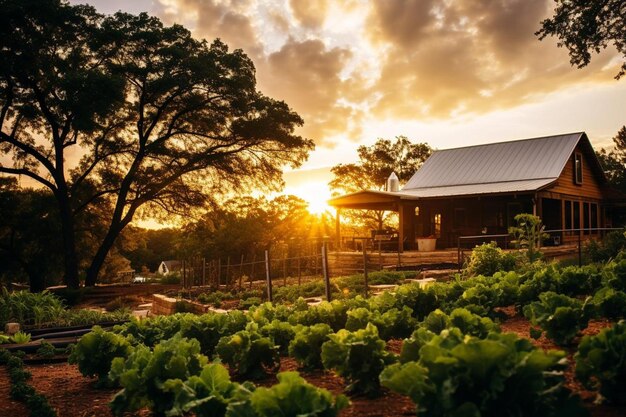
328,178,555,209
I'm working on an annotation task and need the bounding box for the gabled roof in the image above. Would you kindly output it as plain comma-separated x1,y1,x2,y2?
161,260,181,271
329,132,607,207
404,132,583,190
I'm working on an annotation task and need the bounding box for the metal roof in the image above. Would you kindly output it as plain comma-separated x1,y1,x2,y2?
403,132,584,190
399,178,556,198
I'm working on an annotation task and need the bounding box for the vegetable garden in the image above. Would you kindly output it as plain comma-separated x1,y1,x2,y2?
2,243,626,416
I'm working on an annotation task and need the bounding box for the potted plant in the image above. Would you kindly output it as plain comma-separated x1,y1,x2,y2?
416,235,437,251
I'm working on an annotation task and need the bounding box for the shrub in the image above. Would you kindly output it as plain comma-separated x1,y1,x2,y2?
575,320,626,404
465,242,518,276
591,287,626,319
585,230,626,262
259,320,296,355
321,324,395,396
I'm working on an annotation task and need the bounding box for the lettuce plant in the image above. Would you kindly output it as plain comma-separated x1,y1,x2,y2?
523,291,592,345
575,321,626,404
226,372,348,417
321,324,395,396
215,323,279,379
382,332,586,417
109,335,208,416
69,325,131,386
288,323,332,370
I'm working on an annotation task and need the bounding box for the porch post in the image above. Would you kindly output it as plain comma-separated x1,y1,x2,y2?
335,208,341,250
398,202,404,253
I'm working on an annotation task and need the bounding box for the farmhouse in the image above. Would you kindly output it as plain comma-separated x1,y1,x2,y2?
157,260,182,275
329,132,625,251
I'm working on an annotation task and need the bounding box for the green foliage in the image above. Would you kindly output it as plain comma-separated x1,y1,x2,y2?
465,242,518,276
160,273,182,285
163,363,252,417
518,265,560,304
10,331,31,344
36,341,56,359
228,371,349,417
114,314,190,347
585,230,626,262
509,213,548,262
109,335,208,416
345,306,415,340
575,321,626,404
382,331,586,417
557,265,602,296
591,287,626,319
68,326,131,386
0,288,65,328
604,258,626,292
179,311,249,357
321,324,395,396
288,323,333,370
215,323,280,379
0,348,57,417
523,291,592,346
259,320,296,355
239,297,263,310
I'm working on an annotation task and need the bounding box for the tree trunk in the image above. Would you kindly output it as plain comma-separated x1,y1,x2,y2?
28,272,46,292
59,199,80,289
84,223,123,286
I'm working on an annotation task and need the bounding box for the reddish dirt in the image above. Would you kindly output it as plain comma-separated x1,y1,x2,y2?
499,312,626,416
0,367,28,417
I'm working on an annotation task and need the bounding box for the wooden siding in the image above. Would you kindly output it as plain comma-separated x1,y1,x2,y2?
549,144,605,199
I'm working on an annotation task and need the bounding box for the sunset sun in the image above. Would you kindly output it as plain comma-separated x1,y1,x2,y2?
286,182,333,215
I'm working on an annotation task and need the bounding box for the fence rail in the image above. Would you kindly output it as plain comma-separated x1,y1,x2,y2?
457,227,623,269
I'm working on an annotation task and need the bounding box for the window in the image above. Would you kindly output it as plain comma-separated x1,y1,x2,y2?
432,213,441,238
574,153,583,184
564,201,572,230
507,202,523,227
584,202,590,235
573,201,580,230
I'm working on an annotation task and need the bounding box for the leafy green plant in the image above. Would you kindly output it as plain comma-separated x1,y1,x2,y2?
0,288,65,328
162,362,253,417
109,335,208,417
215,323,280,379
465,242,518,276
575,320,626,404
591,287,626,319
288,323,333,370
509,213,549,262
345,306,415,340
228,371,349,417
11,331,32,344
382,331,586,417
259,320,296,355
421,308,499,339
68,325,131,386
321,324,395,396
36,341,57,359
523,291,592,345
0,348,57,417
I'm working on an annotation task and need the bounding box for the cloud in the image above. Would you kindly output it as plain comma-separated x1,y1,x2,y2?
151,0,621,145
289,0,328,29
258,39,363,144
367,0,619,118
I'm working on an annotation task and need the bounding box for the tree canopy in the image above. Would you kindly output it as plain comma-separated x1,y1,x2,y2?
329,136,432,231
537,0,626,79
597,127,626,194
0,0,313,288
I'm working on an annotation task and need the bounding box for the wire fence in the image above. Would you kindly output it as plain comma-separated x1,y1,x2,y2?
457,227,623,269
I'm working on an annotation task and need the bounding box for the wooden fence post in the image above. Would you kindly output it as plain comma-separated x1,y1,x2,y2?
322,242,331,301
265,249,273,302
363,244,369,298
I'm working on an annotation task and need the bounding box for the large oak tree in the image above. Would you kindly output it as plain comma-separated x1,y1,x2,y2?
0,0,313,288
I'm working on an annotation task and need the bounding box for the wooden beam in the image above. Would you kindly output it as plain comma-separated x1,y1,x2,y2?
398,202,404,253
335,208,341,250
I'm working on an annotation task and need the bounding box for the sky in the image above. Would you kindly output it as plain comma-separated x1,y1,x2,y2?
70,0,626,213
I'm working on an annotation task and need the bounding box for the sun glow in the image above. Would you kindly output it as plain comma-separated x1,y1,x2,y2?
285,182,333,215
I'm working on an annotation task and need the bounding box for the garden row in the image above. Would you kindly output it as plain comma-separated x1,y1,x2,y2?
62,252,626,416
